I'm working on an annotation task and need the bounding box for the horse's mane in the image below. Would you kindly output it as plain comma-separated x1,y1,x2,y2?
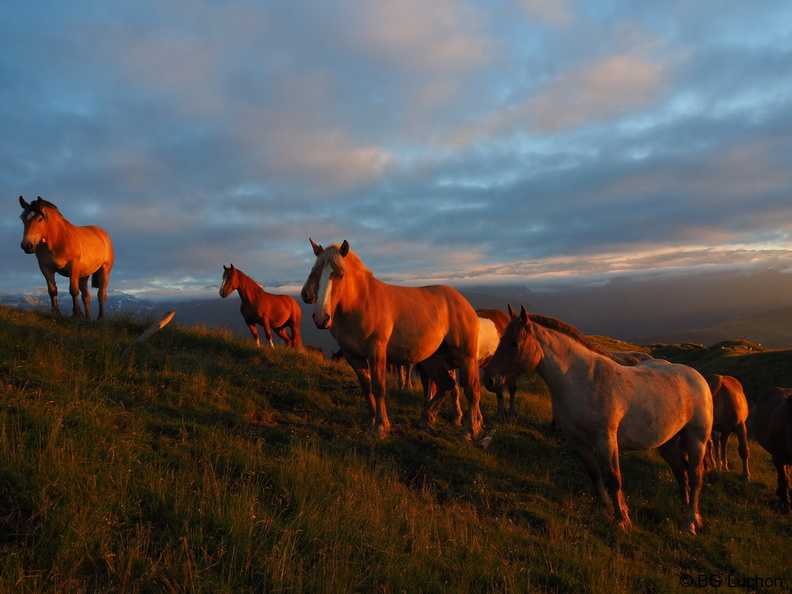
527,313,609,356
316,243,372,277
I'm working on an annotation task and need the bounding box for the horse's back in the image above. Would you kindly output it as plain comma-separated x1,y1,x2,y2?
706,374,749,429
754,387,792,463
361,281,478,363
476,308,510,334
71,223,114,273
615,360,711,449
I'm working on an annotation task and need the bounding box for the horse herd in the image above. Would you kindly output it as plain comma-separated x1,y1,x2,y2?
17,197,792,535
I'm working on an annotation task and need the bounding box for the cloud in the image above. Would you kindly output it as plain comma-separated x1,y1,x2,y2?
2,1,792,301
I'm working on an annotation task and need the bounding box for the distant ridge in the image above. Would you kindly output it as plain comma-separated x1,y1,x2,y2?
634,304,792,350
5,264,792,352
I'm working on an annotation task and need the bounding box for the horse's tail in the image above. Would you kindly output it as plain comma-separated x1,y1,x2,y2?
92,273,101,289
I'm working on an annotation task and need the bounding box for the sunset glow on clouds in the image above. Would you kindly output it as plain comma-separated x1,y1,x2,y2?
2,1,791,298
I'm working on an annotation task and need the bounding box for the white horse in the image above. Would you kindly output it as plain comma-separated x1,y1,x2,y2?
483,306,712,534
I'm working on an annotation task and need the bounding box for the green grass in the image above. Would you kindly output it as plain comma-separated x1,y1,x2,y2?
1,305,791,592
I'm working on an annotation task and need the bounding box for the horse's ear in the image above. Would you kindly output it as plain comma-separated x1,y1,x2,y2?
340,240,350,257
507,303,517,318
230,263,235,270
19,196,29,209
309,238,324,256
519,305,530,326
223,264,230,271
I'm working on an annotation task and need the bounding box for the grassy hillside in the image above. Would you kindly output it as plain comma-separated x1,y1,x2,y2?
1,306,791,592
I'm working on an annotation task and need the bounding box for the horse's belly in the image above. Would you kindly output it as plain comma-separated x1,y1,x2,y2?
617,407,688,450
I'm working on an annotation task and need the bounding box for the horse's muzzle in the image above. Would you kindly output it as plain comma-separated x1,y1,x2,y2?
313,312,331,329
20,241,35,254
483,374,502,393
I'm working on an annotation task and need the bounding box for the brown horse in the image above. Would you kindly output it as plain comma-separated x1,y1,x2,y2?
219,264,302,348
705,374,750,482
483,306,712,534
19,196,114,319
301,239,482,439
753,387,792,511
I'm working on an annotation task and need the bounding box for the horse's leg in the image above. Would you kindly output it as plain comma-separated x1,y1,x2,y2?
272,325,291,347
404,364,414,390
449,369,462,426
568,441,610,508
495,384,506,422
368,348,391,437
773,458,790,512
657,437,690,506
680,428,707,534
40,265,60,316
79,275,92,319
456,355,483,439
93,265,110,319
68,268,84,318
261,321,276,347
417,365,432,406
507,382,518,423
288,319,303,348
718,430,731,471
247,324,261,347
594,434,631,530
418,356,456,430
734,422,751,483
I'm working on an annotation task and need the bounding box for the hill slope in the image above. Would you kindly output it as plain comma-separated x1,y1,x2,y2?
0,306,791,592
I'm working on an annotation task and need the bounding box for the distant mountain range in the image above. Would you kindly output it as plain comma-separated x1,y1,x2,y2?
5,264,792,353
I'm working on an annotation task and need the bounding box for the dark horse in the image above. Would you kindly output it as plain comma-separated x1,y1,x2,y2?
754,387,792,510
219,264,302,348
19,196,114,319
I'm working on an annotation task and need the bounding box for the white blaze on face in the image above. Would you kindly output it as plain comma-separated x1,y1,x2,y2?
313,265,334,328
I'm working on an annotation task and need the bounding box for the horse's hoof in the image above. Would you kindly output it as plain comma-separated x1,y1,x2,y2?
368,425,390,439
617,518,632,532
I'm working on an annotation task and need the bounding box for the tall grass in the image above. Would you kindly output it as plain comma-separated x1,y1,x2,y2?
0,305,790,592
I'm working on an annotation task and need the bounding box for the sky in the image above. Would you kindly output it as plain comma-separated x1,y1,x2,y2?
2,0,792,300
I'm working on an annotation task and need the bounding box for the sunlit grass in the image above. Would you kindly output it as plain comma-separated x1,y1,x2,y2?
0,305,790,592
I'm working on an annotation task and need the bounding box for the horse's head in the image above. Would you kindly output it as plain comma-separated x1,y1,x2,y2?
19,196,56,254
301,238,351,329
483,305,544,391
219,264,238,298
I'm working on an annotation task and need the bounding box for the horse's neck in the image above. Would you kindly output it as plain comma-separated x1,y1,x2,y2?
44,210,69,249
337,268,373,313
534,324,608,393
235,273,265,302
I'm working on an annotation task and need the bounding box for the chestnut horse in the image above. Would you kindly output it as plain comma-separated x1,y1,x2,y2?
705,374,750,482
19,196,114,319
754,387,792,510
301,239,482,439
483,306,712,534
219,265,302,348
